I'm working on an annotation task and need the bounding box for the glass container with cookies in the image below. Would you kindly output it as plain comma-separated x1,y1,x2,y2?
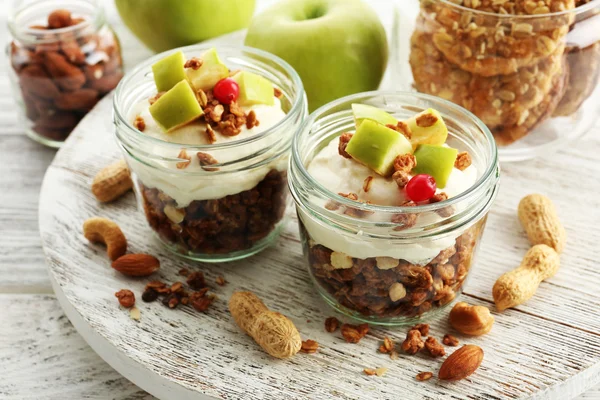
396,0,600,161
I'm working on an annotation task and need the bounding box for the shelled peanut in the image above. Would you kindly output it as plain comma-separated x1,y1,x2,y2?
10,9,123,142
229,291,302,359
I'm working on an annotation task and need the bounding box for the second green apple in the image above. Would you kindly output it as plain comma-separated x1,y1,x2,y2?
245,0,388,112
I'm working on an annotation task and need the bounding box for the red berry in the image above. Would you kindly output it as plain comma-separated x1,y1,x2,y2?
406,174,437,202
213,78,239,105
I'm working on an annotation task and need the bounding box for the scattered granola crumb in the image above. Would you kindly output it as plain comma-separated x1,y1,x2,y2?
129,306,141,321
324,200,342,211
186,271,206,290
178,268,190,277
133,116,145,132
274,87,283,98
170,282,184,294
401,329,424,355
324,317,340,333
338,133,353,159
416,112,438,127
416,371,433,381
341,323,369,344
363,368,377,376
424,336,446,357
145,281,169,295
246,110,259,129
148,91,165,105
411,323,430,336
205,125,217,144
363,176,374,193
443,334,459,347
393,153,417,173
115,289,135,308
197,89,208,107
455,151,472,171
300,339,319,354
339,192,358,201
190,292,214,312
375,367,388,377
379,337,395,354
197,152,219,171
392,170,410,189
216,276,227,286
163,293,180,309
141,288,158,303
184,57,203,70
176,149,191,169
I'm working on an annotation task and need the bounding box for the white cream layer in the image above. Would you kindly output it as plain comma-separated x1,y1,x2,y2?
127,97,287,207
302,137,478,264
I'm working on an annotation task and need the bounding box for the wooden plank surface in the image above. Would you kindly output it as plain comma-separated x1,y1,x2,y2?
2,0,600,398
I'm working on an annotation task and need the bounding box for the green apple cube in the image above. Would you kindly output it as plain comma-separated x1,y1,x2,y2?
232,71,275,107
185,48,229,91
152,50,187,92
352,103,397,128
413,144,458,189
345,119,413,177
406,108,448,148
149,80,203,132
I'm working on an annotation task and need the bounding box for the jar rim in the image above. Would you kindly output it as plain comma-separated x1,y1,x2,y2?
435,0,599,19
290,90,499,215
7,0,105,43
113,44,305,152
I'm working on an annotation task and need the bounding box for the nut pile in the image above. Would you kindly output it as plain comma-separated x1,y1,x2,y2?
10,9,123,142
410,0,599,145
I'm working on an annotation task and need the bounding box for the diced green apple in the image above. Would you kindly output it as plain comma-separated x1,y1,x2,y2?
406,108,448,148
185,48,229,91
152,50,187,92
232,71,275,107
345,120,413,177
413,144,458,188
352,103,397,128
149,80,203,132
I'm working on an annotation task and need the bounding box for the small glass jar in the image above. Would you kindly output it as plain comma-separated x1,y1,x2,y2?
404,0,600,161
114,45,306,262
289,91,499,325
7,0,123,148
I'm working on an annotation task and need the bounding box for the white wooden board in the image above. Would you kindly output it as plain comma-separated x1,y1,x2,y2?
38,83,600,399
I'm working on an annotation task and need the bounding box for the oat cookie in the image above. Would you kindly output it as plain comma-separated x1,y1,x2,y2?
410,29,565,129
554,42,600,116
493,61,569,145
420,0,576,76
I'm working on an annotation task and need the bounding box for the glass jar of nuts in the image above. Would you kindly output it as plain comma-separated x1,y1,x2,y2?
7,0,123,148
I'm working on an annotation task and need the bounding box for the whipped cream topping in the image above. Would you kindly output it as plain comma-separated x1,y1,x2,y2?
127,97,287,207
301,136,478,264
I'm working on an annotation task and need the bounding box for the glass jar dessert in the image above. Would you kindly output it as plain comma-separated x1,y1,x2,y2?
402,0,600,161
114,46,306,262
7,0,123,148
289,92,499,325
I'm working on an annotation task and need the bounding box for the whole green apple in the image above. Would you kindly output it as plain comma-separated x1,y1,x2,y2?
245,0,388,112
116,0,256,53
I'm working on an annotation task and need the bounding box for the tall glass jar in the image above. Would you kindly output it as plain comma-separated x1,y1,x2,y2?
7,0,123,148
114,45,306,262
397,0,600,161
289,92,499,325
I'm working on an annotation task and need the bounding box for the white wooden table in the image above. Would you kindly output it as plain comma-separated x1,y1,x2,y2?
1,1,600,399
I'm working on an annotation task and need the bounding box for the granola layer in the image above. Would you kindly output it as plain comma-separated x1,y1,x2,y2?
302,217,487,319
140,169,287,255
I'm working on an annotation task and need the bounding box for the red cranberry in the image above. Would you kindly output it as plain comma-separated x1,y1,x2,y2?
213,78,240,104
406,174,437,202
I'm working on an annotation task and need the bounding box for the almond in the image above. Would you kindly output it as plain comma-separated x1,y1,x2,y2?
43,51,86,91
438,345,484,381
111,254,160,277
55,88,99,111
